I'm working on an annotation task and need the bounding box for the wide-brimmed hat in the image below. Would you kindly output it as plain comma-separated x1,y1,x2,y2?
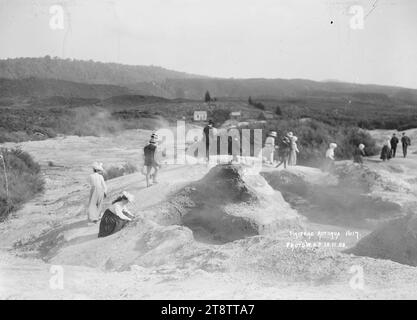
329,143,337,149
92,161,104,172
122,191,135,203
149,133,158,144
269,131,277,137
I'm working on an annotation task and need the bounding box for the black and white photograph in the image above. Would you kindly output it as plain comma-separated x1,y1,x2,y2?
1,0,417,304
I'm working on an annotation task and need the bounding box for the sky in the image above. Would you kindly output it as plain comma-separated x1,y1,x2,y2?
0,0,416,88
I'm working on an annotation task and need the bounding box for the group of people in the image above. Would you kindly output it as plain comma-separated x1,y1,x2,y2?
262,131,299,168
86,161,135,238
85,132,162,238
322,142,366,172
86,125,412,238
202,123,302,167
321,131,412,173
380,132,411,161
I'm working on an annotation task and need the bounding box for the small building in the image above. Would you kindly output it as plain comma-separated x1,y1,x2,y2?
263,112,275,119
193,110,207,121
230,111,241,119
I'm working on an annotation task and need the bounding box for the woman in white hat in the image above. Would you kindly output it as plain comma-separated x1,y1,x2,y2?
98,191,135,238
322,143,337,172
263,131,277,165
87,162,107,223
288,136,299,166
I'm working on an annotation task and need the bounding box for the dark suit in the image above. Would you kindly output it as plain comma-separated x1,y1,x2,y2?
390,136,399,157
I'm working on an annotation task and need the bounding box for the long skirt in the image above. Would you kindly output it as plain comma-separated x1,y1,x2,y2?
288,150,297,166
321,158,334,172
87,186,105,222
262,146,274,163
98,209,129,238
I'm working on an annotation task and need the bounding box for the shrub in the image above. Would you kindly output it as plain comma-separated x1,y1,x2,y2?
275,106,282,116
337,127,379,160
204,91,211,102
0,148,44,221
398,122,417,131
104,162,138,180
210,109,230,126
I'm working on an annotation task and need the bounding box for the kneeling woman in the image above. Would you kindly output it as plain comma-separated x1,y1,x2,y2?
98,191,135,238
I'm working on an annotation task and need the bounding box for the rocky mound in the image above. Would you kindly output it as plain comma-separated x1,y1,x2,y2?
40,164,302,269
164,164,303,243
347,214,417,266
261,164,403,227
48,218,196,270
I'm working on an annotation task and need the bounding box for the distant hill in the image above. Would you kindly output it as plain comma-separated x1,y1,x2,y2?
103,95,170,106
0,77,135,100
151,78,417,104
0,57,204,86
1,57,417,105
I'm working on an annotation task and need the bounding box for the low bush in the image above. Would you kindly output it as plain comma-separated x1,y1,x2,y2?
0,148,44,221
104,162,138,180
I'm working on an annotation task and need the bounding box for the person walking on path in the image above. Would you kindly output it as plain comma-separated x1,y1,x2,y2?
288,135,299,166
275,132,292,169
322,143,337,172
144,133,160,187
203,120,216,162
390,133,399,158
98,191,135,238
401,132,411,158
87,162,107,223
353,144,366,164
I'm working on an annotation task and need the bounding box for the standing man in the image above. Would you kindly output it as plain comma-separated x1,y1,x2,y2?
144,133,160,187
390,133,399,158
401,132,411,158
203,120,215,162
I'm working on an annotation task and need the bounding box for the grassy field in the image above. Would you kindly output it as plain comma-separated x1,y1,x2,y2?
2,93,415,168
256,96,417,130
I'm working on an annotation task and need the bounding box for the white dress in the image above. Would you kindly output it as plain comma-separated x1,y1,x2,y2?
87,172,107,221
288,141,299,166
263,136,275,163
